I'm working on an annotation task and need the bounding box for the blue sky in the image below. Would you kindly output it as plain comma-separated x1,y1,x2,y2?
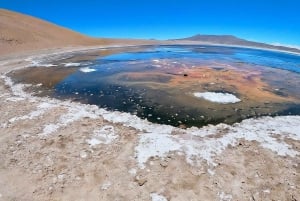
1,0,299,46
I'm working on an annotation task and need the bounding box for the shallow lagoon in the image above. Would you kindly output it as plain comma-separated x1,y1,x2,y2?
10,45,300,127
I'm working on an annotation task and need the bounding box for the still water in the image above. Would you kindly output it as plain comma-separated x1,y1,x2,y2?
11,45,300,127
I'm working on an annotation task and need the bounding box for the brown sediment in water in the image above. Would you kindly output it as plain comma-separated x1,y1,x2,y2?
116,72,173,83
168,66,297,103
9,67,78,88
115,63,297,104
107,63,300,125
7,46,149,89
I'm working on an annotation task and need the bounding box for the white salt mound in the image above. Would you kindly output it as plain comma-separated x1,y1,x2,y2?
93,125,118,144
150,193,168,201
193,92,241,104
86,138,101,147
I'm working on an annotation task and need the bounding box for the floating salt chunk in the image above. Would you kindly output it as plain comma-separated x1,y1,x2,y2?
79,67,96,73
194,92,241,104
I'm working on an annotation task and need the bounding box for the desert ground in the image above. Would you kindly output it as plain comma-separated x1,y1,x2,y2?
0,9,299,201
0,45,299,201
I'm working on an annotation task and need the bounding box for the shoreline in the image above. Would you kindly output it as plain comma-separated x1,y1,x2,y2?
1,41,300,64
0,45,300,200
166,40,300,56
7,44,300,128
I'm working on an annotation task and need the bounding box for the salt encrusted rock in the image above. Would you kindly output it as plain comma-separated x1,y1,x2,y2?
135,175,147,186
100,181,112,190
160,160,168,168
79,150,88,158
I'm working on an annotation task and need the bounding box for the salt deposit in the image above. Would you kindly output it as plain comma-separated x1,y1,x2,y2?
150,193,168,201
79,67,96,73
193,92,241,104
64,63,81,67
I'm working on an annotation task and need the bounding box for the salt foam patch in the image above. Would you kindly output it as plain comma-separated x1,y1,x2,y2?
194,92,241,104
79,67,96,73
64,63,81,67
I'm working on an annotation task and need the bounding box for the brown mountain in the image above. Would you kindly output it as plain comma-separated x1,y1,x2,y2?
0,9,151,56
176,34,300,53
1,9,299,56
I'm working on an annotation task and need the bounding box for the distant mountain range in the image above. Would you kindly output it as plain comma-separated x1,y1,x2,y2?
173,34,300,53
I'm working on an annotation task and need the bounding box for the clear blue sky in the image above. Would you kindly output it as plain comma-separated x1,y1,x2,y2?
1,0,299,46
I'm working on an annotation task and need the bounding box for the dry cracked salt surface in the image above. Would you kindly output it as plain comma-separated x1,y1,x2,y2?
0,48,299,201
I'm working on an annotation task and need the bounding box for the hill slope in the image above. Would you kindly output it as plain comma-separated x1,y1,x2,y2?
0,9,143,56
176,34,300,53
